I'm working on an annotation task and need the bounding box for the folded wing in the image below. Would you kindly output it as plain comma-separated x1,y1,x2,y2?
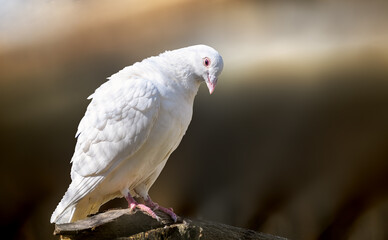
71,77,160,177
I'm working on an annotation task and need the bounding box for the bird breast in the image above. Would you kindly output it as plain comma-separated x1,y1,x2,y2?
105,92,194,193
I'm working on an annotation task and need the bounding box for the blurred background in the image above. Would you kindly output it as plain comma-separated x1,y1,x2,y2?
1,0,388,239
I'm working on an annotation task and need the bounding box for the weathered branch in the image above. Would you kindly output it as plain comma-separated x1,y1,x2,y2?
54,209,287,240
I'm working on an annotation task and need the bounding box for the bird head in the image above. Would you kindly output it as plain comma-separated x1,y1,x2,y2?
191,45,224,94
159,45,224,94
181,45,224,94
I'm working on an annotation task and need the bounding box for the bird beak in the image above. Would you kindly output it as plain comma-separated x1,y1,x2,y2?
206,74,218,95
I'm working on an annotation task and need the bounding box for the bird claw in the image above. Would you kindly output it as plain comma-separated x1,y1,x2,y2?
157,206,177,222
128,203,137,212
125,192,176,222
151,205,177,222
135,204,161,221
144,197,177,222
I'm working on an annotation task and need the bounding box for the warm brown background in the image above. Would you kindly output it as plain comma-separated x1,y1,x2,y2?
1,0,388,239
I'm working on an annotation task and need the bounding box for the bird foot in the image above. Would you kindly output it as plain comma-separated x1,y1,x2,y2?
145,197,177,222
124,192,160,221
154,205,177,222
134,204,160,221
129,202,137,212
124,191,176,222
128,202,161,221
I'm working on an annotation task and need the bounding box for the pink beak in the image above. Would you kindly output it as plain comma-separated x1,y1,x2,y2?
206,75,218,94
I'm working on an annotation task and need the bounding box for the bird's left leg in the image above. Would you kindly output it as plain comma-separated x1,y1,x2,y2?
121,189,137,211
121,189,160,220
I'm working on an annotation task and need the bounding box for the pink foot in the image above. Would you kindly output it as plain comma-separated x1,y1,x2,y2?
129,203,136,211
145,196,178,222
124,192,160,220
136,204,160,220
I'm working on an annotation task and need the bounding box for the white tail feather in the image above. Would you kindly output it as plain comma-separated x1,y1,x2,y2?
51,174,104,223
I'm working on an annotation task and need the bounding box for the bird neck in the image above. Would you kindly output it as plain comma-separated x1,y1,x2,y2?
147,53,201,101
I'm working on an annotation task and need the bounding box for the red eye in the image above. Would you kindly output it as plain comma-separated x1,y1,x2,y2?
203,57,211,67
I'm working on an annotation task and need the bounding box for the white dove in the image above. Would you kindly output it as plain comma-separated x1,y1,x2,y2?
50,45,224,224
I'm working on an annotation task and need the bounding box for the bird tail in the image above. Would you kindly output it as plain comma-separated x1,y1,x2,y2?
50,175,104,224
50,190,77,224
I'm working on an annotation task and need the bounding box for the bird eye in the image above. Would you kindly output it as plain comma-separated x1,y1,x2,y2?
203,57,211,67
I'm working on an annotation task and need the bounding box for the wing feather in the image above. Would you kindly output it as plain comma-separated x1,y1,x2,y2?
71,77,160,177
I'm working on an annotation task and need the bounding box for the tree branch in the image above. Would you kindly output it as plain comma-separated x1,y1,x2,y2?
54,209,287,240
